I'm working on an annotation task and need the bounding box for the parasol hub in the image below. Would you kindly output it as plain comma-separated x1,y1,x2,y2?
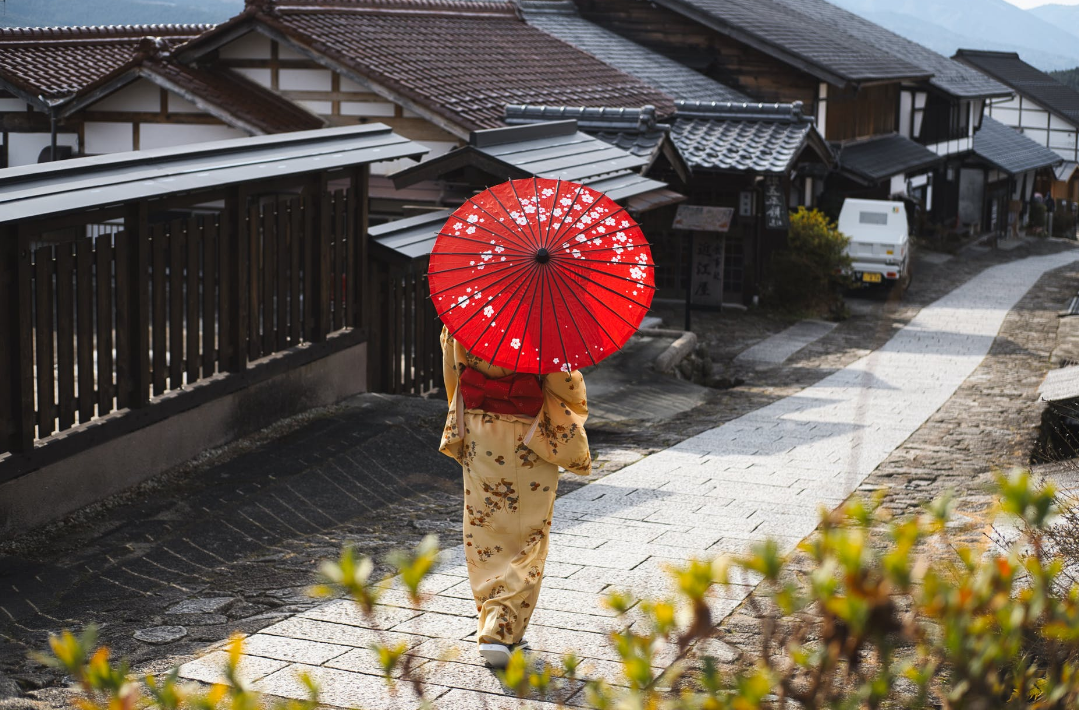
535,248,551,264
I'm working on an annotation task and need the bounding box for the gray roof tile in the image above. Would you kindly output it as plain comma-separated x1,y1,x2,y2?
670,100,829,173
768,0,1009,98
504,104,667,159
973,116,1062,176
956,50,1079,124
518,0,748,102
650,0,928,85
836,133,941,183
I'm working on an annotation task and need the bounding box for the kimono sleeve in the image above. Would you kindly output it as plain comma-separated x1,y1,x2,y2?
530,370,592,475
438,327,464,461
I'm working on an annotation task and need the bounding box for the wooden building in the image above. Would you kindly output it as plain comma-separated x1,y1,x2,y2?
568,0,1011,228
0,25,323,167
968,116,1062,235
494,102,833,305
171,0,676,219
955,49,1079,205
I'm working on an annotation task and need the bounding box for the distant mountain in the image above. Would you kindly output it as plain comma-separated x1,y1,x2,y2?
829,0,1079,71
1030,4,1079,42
0,0,241,27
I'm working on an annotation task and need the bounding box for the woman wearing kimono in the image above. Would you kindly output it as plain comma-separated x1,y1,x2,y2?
439,326,591,668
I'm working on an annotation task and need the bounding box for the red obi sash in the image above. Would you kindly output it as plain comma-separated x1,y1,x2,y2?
459,367,543,417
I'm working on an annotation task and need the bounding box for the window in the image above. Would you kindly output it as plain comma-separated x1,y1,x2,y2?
860,211,888,225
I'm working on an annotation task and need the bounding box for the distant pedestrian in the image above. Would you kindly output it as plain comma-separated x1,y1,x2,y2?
439,327,591,668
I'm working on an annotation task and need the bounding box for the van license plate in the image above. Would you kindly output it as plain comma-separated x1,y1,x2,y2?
862,273,883,283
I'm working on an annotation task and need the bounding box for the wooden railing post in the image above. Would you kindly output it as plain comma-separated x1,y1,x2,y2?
309,174,331,342
349,164,370,331
0,226,34,453
222,185,249,373
118,202,150,409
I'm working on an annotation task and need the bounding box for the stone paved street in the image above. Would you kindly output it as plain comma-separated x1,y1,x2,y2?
3,241,1078,710
167,248,1079,708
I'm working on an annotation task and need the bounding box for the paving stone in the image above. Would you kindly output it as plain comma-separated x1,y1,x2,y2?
240,633,352,665
301,598,421,630
433,688,567,709
377,589,478,617
259,617,422,650
178,651,287,685
134,626,187,644
545,545,651,570
253,663,434,710
390,612,478,639
166,597,237,615
324,647,429,678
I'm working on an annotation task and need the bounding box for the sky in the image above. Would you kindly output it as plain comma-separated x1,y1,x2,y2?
1006,0,1079,6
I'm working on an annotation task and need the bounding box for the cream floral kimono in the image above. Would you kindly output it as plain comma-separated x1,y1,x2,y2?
439,327,590,646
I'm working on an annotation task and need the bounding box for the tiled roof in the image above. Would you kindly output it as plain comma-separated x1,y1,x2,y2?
0,25,210,101
956,50,1079,125
766,0,1008,98
648,0,929,85
391,120,683,206
144,61,325,134
516,0,748,102
836,133,941,183
1056,161,1079,183
670,100,832,174
236,0,676,133
504,104,668,158
973,116,1062,176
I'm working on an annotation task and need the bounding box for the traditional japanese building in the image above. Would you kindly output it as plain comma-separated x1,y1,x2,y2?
954,49,1079,205
0,25,322,167
172,0,675,218
495,102,833,306
565,0,1011,229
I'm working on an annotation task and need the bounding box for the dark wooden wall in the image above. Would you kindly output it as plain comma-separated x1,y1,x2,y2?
825,84,899,142
574,0,819,105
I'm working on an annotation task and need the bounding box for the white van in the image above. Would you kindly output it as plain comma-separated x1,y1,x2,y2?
837,198,911,289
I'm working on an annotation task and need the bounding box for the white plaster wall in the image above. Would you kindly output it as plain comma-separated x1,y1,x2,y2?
1050,114,1074,131
84,122,133,154
990,106,1021,127
90,79,160,112
340,75,369,92
167,92,204,114
1023,127,1049,145
278,43,307,61
899,91,912,138
280,69,333,91
0,98,26,111
140,123,245,150
1020,107,1051,129
298,100,333,115
232,67,272,88
219,31,271,59
6,131,78,166
340,101,396,117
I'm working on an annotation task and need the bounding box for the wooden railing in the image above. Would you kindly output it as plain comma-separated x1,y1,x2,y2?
367,262,441,396
0,183,366,458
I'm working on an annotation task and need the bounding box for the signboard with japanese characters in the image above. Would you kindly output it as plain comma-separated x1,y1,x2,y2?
762,176,788,230
689,234,725,307
673,205,734,233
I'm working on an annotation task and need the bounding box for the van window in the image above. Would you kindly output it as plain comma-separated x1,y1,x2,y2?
860,211,888,225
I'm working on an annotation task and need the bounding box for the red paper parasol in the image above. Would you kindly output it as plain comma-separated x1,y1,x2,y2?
428,177,655,375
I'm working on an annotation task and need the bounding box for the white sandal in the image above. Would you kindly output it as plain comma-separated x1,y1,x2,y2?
479,643,511,668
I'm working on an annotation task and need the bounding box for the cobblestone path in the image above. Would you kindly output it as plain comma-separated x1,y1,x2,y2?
173,250,1079,709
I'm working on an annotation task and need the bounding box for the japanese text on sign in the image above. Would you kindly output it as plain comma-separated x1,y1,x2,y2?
690,234,725,307
763,176,788,230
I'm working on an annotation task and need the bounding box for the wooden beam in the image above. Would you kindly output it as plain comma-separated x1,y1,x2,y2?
0,226,34,453
81,111,227,125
